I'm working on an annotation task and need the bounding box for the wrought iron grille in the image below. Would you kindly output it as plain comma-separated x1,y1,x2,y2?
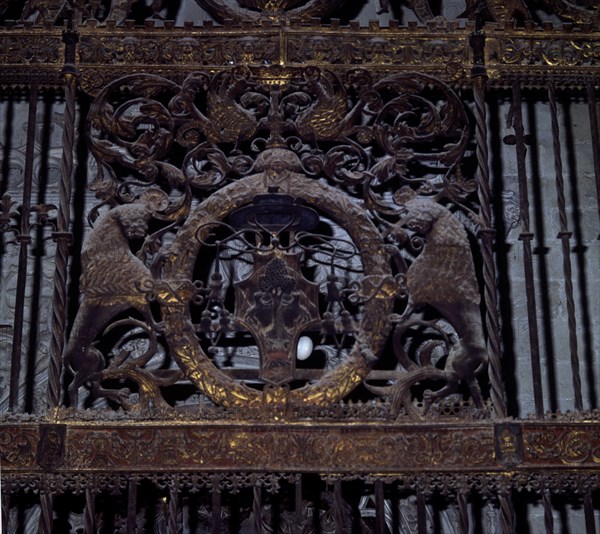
1,0,599,532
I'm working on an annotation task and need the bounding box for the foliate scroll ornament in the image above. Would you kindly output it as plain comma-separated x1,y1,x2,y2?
0,193,19,235
498,38,600,68
87,70,264,201
5,35,61,64
87,69,474,205
87,74,178,194
0,426,38,468
72,68,490,416
525,428,600,465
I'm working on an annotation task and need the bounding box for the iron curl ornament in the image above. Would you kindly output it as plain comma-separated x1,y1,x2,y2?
65,66,490,418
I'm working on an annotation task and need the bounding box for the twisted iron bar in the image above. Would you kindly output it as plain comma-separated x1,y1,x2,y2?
253,486,262,533
211,484,222,534
1,491,9,533
548,82,583,412
127,479,138,532
583,490,597,534
458,492,468,534
38,494,54,534
470,34,515,531
586,82,600,230
471,36,506,418
542,489,554,534
84,489,95,534
47,28,78,409
168,488,179,534
512,81,544,417
498,491,515,534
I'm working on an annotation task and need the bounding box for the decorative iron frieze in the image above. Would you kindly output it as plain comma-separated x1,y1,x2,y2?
524,424,600,465
0,31,62,64
2,420,600,480
0,424,39,469
2,469,600,499
61,423,496,472
1,23,598,87
485,25,600,85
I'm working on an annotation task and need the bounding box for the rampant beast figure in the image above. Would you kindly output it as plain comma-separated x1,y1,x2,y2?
64,189,167,405
368,188,488,416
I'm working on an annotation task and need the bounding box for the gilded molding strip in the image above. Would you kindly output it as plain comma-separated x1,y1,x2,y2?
2,24,597,88
2,421,599,474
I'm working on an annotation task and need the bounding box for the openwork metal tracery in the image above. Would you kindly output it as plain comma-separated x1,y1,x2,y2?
1,0,599,531
61,67,489,420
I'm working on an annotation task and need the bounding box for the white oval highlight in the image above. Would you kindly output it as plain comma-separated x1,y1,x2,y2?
296,336,313,360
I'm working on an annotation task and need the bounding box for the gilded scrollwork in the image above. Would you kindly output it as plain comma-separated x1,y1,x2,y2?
50,423,499,471
69,27,600,93
525,427,600,465
495,36,600,67
3,33,61,64
286,33,467,74
0,426,38,468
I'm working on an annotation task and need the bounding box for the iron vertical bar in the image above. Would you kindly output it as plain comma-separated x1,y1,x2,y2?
253,485,262,534
47,25,78,409
457,492,468,534
583,490,597,534
375,481,385,534
392,486,402,534
334,481,345,533
295,476,303,530
416,491,426,534
168,488,179,534
38,494,53,534
84,489,95,534
8,82,38,412
211,482,221,534
512,81,544,417
127,479,137,533
1,491,9,534
548,82,583,411
498,491,515,534
542,490,554,534
470,28,507,417
586,82,600,228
